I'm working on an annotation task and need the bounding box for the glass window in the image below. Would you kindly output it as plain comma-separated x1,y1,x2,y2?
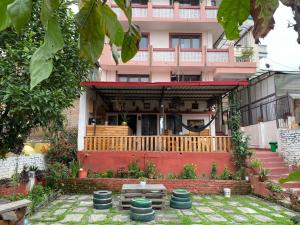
171,73,202,81
139,34,149,49
178,0,199,6
171,35,201,49
118,74,150,82
132,0,147,4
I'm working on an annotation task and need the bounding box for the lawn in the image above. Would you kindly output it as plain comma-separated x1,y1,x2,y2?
30,194,298,225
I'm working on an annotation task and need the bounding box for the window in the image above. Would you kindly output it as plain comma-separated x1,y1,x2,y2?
171,34,201,49
118,74,150,82
171,73,202,82
131,0,147,4
170,0,199,6
139,33,149,49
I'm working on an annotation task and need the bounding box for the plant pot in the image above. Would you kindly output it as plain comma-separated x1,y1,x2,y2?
252,168,260,175
78,169,87,178
140,181,146,187
122,121,127,126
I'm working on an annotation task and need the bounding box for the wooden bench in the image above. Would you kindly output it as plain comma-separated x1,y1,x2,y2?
0,199,31,225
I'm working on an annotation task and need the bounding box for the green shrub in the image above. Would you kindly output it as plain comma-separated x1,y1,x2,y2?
128,159,143,178
250,159,262,169
116,167,129,178
144,161,157,179
28,185,49,211
220,167,232,180
233,167,245,180
46,162,70,189
166,173,177,180
69,160,80,178
103,170,114,178
46,129,77,166
181,164,197,179
210,162,218,179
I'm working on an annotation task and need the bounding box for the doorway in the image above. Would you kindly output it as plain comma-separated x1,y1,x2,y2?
142,115,157,135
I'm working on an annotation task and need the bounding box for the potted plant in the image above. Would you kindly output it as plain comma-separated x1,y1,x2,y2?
121,111,128,126
266,181,284,200
250,159,262,175
258,168,269,182
78,154,89,178
139,177,147,187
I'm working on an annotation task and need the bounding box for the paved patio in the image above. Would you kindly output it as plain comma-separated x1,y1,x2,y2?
30,194,298,224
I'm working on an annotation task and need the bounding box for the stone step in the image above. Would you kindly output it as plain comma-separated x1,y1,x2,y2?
254,150,276,155
257,158,283,163
281,181,300,189
261,162,286,167
267,174,289,179
269,168,290,175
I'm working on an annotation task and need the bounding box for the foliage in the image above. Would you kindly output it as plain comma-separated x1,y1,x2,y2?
46,129,78,166
128,159,143,178
233,167,246,180
105,170,114,178
69,160,80,178
88,170,114,178
166,173,178,180
139,176,147,182
220,166,232,180
28,184,51,211
279,166,300,184
250,159,262,169
29,166,45,182
0,1,89,158
266,181,283,193
228,91,251,170
46,162,70,189
116,167,129,178
241,48,254,60
0,0,140,89
144,161,157,179
259,168,270,177
218,0,300,44
210,162,218,179
181,164,197,179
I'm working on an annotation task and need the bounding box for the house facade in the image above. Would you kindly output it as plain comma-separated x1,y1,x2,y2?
77,0,257,174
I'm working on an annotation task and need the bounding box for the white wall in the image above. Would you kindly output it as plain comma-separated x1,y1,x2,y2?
0,154,46,179
152,72,170,82
241,120,278,149
152,0,169,5
182,114,215,135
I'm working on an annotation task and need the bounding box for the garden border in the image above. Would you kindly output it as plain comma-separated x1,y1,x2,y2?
59,178,251,194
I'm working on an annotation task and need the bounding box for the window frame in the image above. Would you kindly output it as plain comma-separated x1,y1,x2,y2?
118,74,150,82
169,33,202,49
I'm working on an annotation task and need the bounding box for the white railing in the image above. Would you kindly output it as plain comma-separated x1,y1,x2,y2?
180,51,202,62
179,8,200,19
206,8,218,19
131,51,149,62
132,7,148,17
153,7,174,18
207,51,229,63
153,50,176,62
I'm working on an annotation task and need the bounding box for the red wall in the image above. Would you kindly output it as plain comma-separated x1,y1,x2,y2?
60,178,251,194
78,152,235,176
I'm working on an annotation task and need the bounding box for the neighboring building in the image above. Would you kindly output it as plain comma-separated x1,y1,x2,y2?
76,0,257,174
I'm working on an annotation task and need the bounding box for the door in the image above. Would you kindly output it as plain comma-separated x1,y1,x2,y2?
142,115,157,135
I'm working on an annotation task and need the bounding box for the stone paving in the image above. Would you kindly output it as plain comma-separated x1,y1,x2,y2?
30,194,298,224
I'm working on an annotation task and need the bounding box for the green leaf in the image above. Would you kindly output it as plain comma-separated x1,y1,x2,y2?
102,4,124,47
279,167,300,184
114,0,132,22
30,45,53,89
7,0,32,33
111,43,119,65
76,0,105,63
217,0,250,40
0,0,13,31
41,0,59,25
251,0,279,43
121,24,141,63
44,17,64,53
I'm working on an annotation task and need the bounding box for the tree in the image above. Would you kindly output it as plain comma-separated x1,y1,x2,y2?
218,0,300,44
0,1,90,158
0,0,141,89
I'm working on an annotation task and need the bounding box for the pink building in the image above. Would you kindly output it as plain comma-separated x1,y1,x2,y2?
77,0,256,174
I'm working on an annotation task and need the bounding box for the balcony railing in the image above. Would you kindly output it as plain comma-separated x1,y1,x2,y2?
84,135,232,153
110,3,218,21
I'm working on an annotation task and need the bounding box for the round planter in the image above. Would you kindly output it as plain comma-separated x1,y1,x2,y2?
131,198,152,208
93,202,112,210
122,121,127,126
130,205,153,214
259,176,268,182
130,211,155,222
94,190,112,199
171,195,190,202
172,189,190,198
78,170,87,178
170,199,192,209
93,197,112,204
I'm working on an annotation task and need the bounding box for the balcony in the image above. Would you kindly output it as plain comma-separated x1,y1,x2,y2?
111,2,219,23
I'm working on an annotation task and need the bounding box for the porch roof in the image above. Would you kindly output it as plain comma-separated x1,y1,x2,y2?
81,81,248,100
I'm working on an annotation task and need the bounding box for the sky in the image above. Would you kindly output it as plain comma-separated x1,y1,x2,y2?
260,3,300,71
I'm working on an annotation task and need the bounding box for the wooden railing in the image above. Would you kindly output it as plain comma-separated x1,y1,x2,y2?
84,136,232,153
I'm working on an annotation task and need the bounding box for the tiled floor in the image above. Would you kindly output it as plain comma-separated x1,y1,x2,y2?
30,194,298,224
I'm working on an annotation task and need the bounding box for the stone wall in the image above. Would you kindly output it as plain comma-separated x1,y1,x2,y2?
0,154,46,179
60,178,251,194
279,129,300,166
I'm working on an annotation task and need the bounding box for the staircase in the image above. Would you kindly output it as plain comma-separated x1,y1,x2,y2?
251,150,300,194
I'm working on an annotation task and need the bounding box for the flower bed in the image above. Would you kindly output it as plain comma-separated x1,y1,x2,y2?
59,178,251,194
0,182,28,196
